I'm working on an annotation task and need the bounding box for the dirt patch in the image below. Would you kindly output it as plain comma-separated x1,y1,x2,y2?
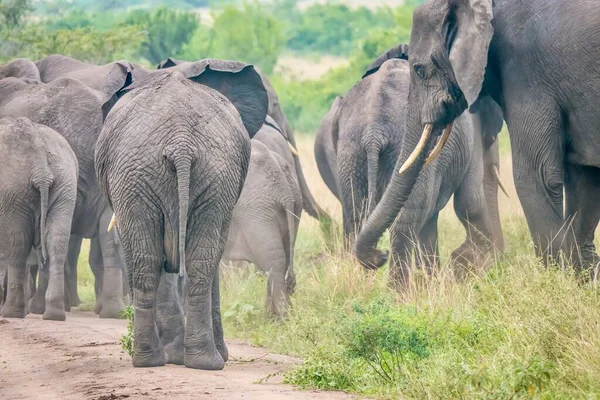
0,311,358,399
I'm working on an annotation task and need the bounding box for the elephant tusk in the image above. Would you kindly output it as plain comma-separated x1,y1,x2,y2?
288,141,299,157
424,123,454,167
399,124,433,175
493,165,510,198
107,213,116,232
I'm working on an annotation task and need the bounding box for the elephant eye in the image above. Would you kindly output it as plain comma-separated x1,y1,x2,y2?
414,64,426,79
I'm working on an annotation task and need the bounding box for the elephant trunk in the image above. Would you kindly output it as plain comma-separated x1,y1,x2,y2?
355,122,447,269
34,180,51,264
174,156,191,278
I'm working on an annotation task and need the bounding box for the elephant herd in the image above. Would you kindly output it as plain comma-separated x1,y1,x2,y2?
1,0,600,371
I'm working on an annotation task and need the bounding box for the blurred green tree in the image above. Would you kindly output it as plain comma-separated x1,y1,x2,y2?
125,6,199,64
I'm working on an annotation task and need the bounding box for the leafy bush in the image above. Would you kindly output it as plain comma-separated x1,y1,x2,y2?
120,305,135,358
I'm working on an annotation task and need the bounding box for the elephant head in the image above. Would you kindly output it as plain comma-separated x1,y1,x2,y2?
0,58,40,80
355,0,495,268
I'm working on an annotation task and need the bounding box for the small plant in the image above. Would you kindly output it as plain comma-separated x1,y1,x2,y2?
120,305,135,358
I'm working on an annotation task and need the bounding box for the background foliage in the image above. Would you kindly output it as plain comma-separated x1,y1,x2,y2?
0,0,422,131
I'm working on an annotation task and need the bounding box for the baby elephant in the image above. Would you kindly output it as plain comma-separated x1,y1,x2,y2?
0,118,78,321
222,140,302,318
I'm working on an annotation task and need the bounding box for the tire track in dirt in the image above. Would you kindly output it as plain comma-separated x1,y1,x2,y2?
0,311,358,399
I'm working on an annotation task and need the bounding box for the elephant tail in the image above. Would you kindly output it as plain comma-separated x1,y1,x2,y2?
366,144,380,214
34,178,52,265
173,156,191,278
284,198,299,294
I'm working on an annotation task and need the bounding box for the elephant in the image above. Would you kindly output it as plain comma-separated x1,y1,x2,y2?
0,117,78,321
357,0,600,277
222,139,302,319
318,53,505,267
156,57,330,222
36,54,133,102
0,76,128,318
0,58,40,80
95,59,268,369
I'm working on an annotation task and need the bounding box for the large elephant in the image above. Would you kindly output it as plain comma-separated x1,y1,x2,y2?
0,117,78,321
0,58,40,80
339,56,504,288
317,52,505,271
0,76,127,318
223,139,302,318
156,57,330,222
95,59,268,369
357,0,600,276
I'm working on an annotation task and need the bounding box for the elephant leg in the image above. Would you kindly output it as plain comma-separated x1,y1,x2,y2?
1,231,31,318
97,209,126,319
42,209,73,321
65,235,83,307
184,212,230,371
564,164,600,277
156,271,185,365
211,270,228,361
29,259,49,315
417,213,439,275
506,100,566,264
118,215,165,368
89,236,104,314
252,238,290,319
451,173,494,278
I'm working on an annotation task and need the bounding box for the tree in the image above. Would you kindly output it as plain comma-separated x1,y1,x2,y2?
0,0,33,31
125,6,199,64
179,1,285,75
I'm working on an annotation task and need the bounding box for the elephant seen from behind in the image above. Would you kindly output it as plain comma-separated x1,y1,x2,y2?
95,59,269,369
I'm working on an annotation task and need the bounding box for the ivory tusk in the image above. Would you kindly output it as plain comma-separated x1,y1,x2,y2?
107,213,116,232
424,123,453,166
399,124,433,175
288,141,299,157
493,165,510,198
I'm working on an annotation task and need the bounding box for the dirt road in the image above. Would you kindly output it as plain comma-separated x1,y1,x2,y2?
0,311,357,400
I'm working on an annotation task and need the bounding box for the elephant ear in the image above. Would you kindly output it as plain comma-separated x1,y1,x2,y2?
101,61,134,120
447,0,494,106
362,44,409,79
184,59,269,138
157,57,184,69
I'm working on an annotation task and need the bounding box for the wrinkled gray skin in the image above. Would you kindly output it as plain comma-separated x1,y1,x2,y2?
0,118,78,321
222,139,302,319
32,54,134,314
156,58,329,222
358,0,600,277
0,58,40,80
344,58,504,288
0,76,127,318
95,60,268,369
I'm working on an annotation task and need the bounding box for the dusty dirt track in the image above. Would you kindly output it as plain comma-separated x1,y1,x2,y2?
0,311,357,399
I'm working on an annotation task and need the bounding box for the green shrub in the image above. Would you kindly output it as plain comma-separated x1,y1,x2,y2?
120,305,135,358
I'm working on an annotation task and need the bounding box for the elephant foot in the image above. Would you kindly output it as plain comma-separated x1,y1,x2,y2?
43,306,66,321
164,340,184,365
123,295,131,306
132,350,166,368
99,297,126,319
216,342,229,363
1,305,26,319
63,296,71,313
29,294,46,315
184,350,225,370
69,293,81,307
